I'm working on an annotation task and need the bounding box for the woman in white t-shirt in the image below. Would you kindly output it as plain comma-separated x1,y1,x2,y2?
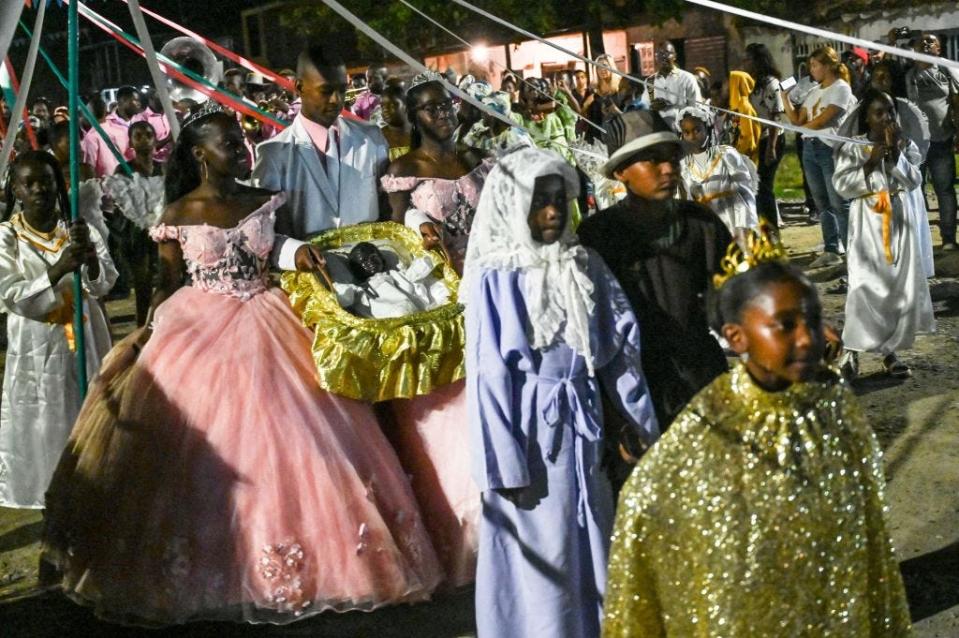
782,46,854,267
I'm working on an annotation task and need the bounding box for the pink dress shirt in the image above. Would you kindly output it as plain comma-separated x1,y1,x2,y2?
81,113,131,178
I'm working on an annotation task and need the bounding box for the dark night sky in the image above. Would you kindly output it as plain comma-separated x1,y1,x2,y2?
34,0,263,43
9,1,268,103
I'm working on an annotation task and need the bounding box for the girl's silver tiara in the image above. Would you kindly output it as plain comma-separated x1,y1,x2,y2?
182,99,225,129
409,70,445,90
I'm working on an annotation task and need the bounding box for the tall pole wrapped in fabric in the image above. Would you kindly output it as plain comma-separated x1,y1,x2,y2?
68,0,87,397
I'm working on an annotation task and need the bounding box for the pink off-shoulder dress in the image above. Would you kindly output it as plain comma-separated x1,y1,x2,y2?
40,194,443,626
381,159,493,274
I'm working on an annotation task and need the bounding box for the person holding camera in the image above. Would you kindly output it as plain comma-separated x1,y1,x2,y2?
870,27,916,98
650,41,702,132
906,33,959,251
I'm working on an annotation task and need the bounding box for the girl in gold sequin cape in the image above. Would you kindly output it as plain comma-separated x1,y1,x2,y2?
603,364,911,637
603,257,910,637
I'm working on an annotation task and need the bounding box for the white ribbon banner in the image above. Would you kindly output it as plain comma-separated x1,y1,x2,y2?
0,1,46,178
686,0,959,72
127,0,181,140
319,0,526,135
0,2,26,70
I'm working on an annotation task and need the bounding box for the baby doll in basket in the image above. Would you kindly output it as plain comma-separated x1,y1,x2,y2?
331,242,451,319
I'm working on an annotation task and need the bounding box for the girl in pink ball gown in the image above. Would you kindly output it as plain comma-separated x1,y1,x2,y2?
380,74,490,588
40,108,443,626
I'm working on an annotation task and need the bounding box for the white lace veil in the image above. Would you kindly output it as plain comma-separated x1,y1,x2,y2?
463,148,598,373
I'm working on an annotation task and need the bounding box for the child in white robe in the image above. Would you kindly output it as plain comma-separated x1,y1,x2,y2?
832,89,935,379
678,105,759,241
0,151,116,508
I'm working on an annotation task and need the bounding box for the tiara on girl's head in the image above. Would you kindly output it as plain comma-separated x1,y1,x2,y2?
409,70,445,90
712,222,789,289
182,99,225,130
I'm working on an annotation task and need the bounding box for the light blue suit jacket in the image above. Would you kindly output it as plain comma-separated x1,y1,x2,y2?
251,114,389,239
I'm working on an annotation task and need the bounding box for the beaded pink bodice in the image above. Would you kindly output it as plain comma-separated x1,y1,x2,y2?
150,194,285,301
380,159,493,238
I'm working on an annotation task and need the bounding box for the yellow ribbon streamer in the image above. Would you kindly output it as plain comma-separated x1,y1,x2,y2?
45,289,84,352
687,151,725,182
868,190,894,264
696,189,737,205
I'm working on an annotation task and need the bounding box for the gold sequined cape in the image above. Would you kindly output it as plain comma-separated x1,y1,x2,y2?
603,363,911,638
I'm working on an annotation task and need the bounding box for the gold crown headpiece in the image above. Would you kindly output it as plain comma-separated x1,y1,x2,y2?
712,222,789,289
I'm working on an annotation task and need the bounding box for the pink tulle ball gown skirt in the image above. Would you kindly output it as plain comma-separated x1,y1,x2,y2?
40,286,444,626
386,380,481,588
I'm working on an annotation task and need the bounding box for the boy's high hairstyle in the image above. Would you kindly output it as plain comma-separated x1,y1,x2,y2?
296,45,346,81
4,150,70,223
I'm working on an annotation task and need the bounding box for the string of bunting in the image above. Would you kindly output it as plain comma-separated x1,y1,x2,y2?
119,0,295,93
63,0,289,131
18,19,134,176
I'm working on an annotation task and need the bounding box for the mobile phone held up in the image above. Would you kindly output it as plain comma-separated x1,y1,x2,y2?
780,76,797,92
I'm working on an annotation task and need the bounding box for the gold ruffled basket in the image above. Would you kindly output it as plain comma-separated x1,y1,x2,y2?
281,221,465,402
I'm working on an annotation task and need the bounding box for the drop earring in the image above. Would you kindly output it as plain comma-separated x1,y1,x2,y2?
740,352,750,363
200,158,209,182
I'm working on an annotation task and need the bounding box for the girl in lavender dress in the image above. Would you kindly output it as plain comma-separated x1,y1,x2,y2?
40,107,443,626
463,147,659,638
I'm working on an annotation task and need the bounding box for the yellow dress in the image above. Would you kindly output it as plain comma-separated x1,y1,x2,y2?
603,363,911,637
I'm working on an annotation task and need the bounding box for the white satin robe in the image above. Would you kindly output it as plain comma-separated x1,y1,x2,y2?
832,137,935,354
680,145,759,234
0,220,116,508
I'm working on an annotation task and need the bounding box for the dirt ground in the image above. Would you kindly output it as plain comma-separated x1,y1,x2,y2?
1,202,958,637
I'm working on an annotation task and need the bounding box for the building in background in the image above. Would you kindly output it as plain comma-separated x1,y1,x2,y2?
238,2,727,89
239,1,957,95
423,30,628,88
744,1,959,79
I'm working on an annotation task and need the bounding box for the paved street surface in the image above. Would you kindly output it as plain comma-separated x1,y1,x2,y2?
2,203,958,637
